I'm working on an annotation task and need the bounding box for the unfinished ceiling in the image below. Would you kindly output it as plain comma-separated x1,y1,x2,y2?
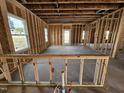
17,0,124,24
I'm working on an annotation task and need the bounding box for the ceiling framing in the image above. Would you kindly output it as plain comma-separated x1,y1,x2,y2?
17,0,124,24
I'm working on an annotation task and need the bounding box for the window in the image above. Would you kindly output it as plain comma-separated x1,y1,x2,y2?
63,29,70,44
8,14,29,51
44,28,48,42
82,31,85,40
105,30,110,40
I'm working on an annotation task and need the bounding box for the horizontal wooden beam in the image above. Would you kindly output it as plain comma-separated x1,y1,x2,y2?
47,20,92,24
22,1,124,4
32,10,98,13
29,8,118,11
0,54,109,59
44,19,94,22
42,18,97,20
34,11,101,15
35,13,104,16
43,18,96,23
25,4,119,10
33,10,99,13
39,15,101,18
0,82,104,87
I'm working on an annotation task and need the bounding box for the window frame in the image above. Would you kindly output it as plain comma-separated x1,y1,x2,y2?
8,13,30,52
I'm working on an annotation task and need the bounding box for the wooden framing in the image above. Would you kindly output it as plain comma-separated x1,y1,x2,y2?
33,62,39,83
0,0,15,54
79,59,84,85
0,54,109,87
21,1,124,4
0,0,50,79
112,9,124,58
16,0,124,23
84,8,124,58
17,60,24,82
5,0,48,54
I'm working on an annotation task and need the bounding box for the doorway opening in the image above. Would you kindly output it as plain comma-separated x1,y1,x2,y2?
63,29,71,45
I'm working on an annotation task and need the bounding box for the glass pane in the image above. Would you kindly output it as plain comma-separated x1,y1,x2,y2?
12,36,28,51
8,16,26,35
8,15,29,51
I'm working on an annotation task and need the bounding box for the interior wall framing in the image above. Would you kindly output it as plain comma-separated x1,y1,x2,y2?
85,8,124,58
48,24,86,45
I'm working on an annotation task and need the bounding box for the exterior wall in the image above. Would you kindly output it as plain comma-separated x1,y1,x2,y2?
0,0,49,79
0,0,48,54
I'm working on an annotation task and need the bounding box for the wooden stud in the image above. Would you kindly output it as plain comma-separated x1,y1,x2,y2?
17,59,24,82
93,59,101,85
49,60,53,83
79,59,84,85
33,62,39,83
100,59,109,85
111,10,123,58
65,59,68,85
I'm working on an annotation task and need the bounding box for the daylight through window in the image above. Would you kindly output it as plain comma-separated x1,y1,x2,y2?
8,14,29,51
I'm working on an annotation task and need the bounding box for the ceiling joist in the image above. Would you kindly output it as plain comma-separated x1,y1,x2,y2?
17,0,123,23
36,13,104,16
40,16,100,19
22,1,124,4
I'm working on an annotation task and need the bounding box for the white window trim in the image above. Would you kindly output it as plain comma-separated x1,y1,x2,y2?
8,13,30,52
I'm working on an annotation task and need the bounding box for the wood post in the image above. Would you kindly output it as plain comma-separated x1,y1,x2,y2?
49,60,53,83
79,59,84,85
100,59,109,85
33,62,39,83
65,59,68,85
17,60,24,82
61,71,65,93
93,59,101,85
